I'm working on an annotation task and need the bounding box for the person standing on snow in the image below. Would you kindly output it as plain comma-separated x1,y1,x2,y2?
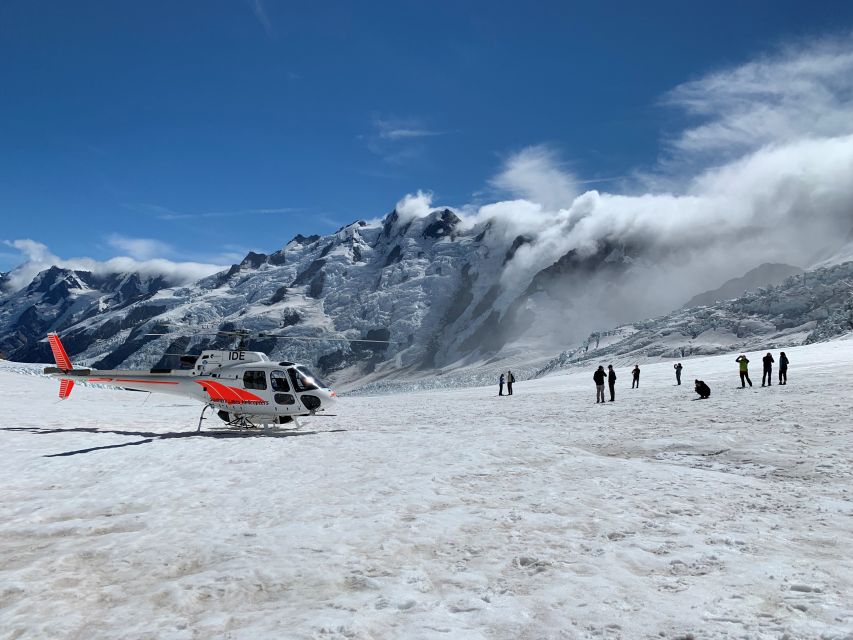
631,365,640,389
674,362,683,385
779,352,789,385
736,355,753,388
498,372,505,396
607,364,617,402
762,352,775,386
506,370,515,395
593,366,606,403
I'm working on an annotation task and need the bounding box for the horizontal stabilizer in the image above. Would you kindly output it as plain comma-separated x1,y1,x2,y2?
44,367,92,376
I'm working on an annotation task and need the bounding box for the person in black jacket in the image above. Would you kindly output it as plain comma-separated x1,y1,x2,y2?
762,352,774,387
498,372,505,396
674,362,683,385
631,365,640,389
778,352,789,385
593,366,606,403
607,364,616,402
694,379,711,399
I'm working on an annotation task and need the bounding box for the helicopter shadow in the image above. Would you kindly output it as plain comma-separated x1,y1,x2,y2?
0,426,346,458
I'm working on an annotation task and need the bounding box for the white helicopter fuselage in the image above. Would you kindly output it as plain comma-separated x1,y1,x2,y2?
44,346,337,426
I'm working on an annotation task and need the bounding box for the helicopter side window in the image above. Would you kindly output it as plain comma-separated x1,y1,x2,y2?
270,370,291,392
287,366,325,392
274,393,295,405
243,370,268,390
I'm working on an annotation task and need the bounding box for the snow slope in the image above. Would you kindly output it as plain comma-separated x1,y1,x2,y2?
1,341,852,639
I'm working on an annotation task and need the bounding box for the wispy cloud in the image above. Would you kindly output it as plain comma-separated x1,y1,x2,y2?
362,115,446,164
124,202,301,221
375,117,444,141
249,0,274,37
663,34,853,160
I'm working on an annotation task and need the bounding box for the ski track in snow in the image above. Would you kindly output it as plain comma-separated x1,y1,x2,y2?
1,342,852,639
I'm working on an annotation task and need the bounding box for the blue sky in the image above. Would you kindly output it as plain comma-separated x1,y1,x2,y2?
2,1,853,273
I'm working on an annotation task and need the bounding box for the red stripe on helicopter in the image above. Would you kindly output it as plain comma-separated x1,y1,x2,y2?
196,380,227,401
195,380,265,404
47,333,73,371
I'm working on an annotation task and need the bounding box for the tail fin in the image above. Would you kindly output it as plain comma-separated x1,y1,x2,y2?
47,333,75,399
59,378,75,400
47,332,73,371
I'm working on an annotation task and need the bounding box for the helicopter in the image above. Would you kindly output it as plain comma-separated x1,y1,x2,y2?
42,328,388,431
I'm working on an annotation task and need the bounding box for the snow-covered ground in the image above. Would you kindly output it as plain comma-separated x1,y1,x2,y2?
1,341,852,639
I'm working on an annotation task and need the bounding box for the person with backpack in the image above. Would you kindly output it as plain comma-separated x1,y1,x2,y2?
593,366,606,403
674,362,683,385
779,352,789,385
498,372,505,396
506,370,515,395
736,355,752,388
631,365,640,389
762,352,775,386
607,364,617,402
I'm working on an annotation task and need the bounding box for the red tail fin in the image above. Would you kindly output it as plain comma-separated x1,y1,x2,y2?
47,332,73,371
59,378,75,400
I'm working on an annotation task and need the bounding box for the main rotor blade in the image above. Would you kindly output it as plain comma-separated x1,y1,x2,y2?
254,333,390,343
145,332,390,343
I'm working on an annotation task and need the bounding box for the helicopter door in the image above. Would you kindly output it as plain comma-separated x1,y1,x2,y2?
270,370,301,411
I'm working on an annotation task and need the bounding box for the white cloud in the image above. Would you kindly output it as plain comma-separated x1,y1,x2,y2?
106,234,174,261
395,190,436,223
489,145,579,211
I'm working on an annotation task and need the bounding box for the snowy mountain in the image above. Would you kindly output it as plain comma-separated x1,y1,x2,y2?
535,258,853,378
2,204,852,390
0,207,646,381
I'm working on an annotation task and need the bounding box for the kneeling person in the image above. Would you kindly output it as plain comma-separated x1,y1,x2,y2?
694,379,711,399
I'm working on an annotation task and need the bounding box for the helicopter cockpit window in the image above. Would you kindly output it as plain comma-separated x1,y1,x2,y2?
288,366,326,392
243,370,268,390
270,370,291,392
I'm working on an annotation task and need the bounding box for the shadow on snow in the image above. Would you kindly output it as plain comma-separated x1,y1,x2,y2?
0,426,347,457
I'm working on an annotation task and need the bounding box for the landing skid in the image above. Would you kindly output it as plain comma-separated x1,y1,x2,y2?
196,404,301,433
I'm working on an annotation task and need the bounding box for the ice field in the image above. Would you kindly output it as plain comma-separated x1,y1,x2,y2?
1,340,852,639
